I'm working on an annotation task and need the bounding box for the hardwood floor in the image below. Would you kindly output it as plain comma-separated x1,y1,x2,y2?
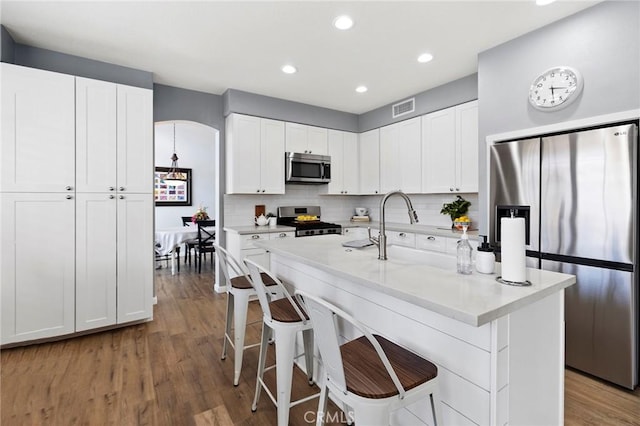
2,259,639,425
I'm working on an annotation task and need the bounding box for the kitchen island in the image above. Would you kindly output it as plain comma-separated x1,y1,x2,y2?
254,234,575,426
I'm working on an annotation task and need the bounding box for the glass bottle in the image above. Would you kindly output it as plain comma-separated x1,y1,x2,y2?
457,227,473,275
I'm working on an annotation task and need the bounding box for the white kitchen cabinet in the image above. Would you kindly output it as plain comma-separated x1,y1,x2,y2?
386,230,416,248
1,65,154,345
379,116,422,193
1,63,75,193
285,122,328,155
226,114,285,194
225,230,295,278
358,128,381,195
422,101,478,193
1,193,76,344
327,130,359,195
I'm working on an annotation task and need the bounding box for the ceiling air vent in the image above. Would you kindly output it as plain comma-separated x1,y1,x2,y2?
392,98,415,118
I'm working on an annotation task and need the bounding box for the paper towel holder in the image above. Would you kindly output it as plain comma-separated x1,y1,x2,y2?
495,205,530,245
496,276,532,287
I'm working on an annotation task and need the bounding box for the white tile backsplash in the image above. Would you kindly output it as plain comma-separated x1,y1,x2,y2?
224,186,478,229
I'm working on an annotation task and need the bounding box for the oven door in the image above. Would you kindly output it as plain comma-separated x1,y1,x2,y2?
285,152,330,183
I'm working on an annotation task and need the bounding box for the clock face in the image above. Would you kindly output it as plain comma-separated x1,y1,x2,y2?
528,66,583,111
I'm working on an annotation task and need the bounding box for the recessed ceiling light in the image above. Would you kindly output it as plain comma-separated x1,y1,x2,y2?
417,53,434,63
535,0,556,5
333,15,354,30
281,65,297,74
355,86,368,93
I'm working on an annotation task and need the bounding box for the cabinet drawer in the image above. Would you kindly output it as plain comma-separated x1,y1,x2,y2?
240,233,270,249
386,231,415,248
271,231,295,239
416,234,446,252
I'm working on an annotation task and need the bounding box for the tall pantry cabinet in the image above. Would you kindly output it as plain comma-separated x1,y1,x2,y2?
0,63,153,345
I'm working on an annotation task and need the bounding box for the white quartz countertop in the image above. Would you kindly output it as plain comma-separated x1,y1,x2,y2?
254,234,575,327
224,225,296,234
337,221,480,240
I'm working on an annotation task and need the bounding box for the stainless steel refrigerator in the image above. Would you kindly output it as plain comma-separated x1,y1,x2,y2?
489,121,639,389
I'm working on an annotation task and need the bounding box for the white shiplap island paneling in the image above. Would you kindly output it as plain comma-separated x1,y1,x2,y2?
254,234,575,426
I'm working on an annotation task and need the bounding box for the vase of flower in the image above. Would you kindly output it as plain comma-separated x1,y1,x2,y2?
192,205,209,223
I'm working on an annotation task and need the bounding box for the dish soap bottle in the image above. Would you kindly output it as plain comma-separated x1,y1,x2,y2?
476,235,495,274
457,226,473,275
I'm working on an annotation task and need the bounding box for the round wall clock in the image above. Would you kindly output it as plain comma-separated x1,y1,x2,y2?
528,66,584,111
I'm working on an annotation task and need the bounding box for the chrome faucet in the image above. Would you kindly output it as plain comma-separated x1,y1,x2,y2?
368,190,419,260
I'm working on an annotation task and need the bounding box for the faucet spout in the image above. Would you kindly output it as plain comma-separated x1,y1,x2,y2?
377,190,419,260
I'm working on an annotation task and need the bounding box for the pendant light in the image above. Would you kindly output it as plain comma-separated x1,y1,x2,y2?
164,122,186,185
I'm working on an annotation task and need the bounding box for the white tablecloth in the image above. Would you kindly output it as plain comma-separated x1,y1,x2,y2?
155,226,207,256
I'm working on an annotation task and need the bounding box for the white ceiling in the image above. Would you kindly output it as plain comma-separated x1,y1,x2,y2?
0,1,600,114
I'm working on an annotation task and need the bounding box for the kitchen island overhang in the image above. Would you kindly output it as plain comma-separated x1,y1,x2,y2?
254,234,576,426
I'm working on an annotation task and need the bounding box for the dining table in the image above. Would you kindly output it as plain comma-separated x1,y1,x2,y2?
155,225,215,275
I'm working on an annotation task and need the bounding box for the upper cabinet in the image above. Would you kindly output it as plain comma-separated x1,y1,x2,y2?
285,122,328,155
358,128,380,195
76,78,153,194
422,100,478,193
379,116,422,193
327,130,359,195
1,63,76,193
226,114,285,194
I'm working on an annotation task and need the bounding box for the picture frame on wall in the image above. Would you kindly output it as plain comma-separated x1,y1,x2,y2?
154,167,192,206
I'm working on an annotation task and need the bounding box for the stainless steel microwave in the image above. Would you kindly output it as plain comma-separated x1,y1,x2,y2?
285,152,331,184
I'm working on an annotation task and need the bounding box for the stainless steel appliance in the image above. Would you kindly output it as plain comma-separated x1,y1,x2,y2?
489,121,639,389
277,206,341,237
285,152,331,184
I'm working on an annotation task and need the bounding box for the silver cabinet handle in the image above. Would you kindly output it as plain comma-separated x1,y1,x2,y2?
65,186,72,191
279,233,287,237
66,195,72,200
119,195,124,199
119,186,125,191
427,236,436,240
399,232,406,237
261,189,265,192
455,187,460,191
109,195,115,199
108,187,115,191
251,235,260,240
449,187,454,191
375,190,378,194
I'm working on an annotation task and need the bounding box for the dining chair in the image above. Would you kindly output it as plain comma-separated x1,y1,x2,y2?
214,244,282,386
244,259,318,426
181,216,197,265
295,290,442,426
195,219,216,273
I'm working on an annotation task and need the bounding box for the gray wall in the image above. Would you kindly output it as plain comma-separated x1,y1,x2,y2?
477,0,640,233
359,73,478,132
1,25,15,63
224,88,359,132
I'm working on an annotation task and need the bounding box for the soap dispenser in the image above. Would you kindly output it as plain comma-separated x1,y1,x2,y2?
476,235,495,274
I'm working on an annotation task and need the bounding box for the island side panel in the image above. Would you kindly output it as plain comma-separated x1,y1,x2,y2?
508,290,565,426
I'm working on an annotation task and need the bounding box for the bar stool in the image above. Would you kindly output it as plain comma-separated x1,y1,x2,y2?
244,259,318,426
296,290,443,426
215,244,280,386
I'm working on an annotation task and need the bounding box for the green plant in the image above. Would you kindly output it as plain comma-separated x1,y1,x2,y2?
440,195,471,221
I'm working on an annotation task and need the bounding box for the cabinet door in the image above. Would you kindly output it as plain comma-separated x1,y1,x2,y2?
1,63,75,193
116,85,153,194
307,126,328,155
379,123,400,192
359,129,380,194
327,130,345,194
260,118,285,194
1,193,75,344
226,114,261,194
456,101,479,192
398,117,422,193
422,108,456,193
342,132,359,194
116,193,153,323
76,77,117,193
285,122,308,153
76,193,117,331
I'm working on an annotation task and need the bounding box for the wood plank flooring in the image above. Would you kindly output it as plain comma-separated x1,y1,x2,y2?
2,260,639,425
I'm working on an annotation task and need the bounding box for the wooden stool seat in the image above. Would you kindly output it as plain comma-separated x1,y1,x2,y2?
341,335,438,399
230,272,275,290
269,297,310,323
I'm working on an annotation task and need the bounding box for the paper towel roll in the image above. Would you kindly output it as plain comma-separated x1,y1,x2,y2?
500,217,526,282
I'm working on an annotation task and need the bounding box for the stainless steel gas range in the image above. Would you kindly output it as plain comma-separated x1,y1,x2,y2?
276,206,342,237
